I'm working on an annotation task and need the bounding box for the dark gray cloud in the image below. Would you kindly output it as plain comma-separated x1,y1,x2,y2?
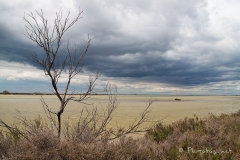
0,0,240,94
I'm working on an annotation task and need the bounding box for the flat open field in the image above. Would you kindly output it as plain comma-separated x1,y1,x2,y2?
0,95,240,130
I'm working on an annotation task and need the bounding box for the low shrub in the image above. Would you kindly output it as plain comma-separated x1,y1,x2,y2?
146,110,240,159
0,110,240,159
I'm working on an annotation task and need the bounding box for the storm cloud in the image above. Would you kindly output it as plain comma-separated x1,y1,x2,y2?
0,0,240,94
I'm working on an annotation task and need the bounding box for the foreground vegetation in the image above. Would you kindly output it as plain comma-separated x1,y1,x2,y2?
1,110,240,159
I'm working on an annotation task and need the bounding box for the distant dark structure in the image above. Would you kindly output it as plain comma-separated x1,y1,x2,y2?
175,98,181,101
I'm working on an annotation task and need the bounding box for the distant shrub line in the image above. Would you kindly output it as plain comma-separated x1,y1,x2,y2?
2,90,10,95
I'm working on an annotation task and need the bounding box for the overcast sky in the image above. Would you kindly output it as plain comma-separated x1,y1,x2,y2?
0,0,240,95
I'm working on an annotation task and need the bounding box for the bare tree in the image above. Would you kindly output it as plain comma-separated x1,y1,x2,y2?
23,8,98,136
21,8,158,140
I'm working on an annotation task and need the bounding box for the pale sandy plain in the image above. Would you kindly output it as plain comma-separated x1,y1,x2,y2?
0,95,240,132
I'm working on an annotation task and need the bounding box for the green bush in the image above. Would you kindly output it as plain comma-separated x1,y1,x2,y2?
146,123,174,142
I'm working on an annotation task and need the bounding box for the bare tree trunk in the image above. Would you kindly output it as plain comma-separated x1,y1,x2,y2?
57,103,65,137
57,112,61,137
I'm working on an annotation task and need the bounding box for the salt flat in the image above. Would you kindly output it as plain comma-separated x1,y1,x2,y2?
0,95,240,129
